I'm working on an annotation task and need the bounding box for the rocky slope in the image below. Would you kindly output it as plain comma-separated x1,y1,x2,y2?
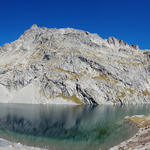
0,24,150,104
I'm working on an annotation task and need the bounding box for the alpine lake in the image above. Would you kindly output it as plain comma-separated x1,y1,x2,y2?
0,104,150,150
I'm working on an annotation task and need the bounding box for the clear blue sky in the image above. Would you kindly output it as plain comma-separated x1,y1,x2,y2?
0,0,150,49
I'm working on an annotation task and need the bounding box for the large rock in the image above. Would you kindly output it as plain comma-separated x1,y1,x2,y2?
0,24,150,104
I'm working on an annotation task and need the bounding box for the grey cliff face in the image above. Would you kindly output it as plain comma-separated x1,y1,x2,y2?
0,24,149,104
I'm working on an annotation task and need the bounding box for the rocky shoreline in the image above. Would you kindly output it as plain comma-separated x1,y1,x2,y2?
110,115,150,150
0,138,48,150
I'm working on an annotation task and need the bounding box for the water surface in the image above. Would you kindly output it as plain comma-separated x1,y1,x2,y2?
0,104,150,150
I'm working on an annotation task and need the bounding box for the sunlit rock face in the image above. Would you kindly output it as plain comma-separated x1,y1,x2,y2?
0,24,150,104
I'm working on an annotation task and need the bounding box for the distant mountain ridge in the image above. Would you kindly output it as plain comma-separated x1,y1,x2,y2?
0,24,149,104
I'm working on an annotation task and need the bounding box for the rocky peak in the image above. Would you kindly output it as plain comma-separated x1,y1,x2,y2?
130,44,139,50
107,37,140,50
0,26,149,105
30,24,39,30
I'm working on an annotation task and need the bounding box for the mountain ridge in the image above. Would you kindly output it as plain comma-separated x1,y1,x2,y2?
0,25,149,104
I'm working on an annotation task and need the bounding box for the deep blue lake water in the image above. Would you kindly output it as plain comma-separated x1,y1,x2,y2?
0,104,150,150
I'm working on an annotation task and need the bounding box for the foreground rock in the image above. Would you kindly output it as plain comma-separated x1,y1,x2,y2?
0,138,48,150
0,25,150,104
110,115,150,150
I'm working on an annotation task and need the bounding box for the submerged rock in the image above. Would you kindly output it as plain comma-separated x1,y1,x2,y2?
0,25,150,104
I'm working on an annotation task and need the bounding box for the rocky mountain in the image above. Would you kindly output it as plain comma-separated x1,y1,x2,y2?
0,24,149,104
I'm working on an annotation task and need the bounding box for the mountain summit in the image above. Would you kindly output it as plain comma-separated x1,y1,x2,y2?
0,25,149,104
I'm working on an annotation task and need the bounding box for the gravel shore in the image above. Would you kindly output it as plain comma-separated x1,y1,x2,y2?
0,138,49,150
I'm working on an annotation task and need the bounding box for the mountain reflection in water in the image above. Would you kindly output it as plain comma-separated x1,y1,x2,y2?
0,104,150,150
